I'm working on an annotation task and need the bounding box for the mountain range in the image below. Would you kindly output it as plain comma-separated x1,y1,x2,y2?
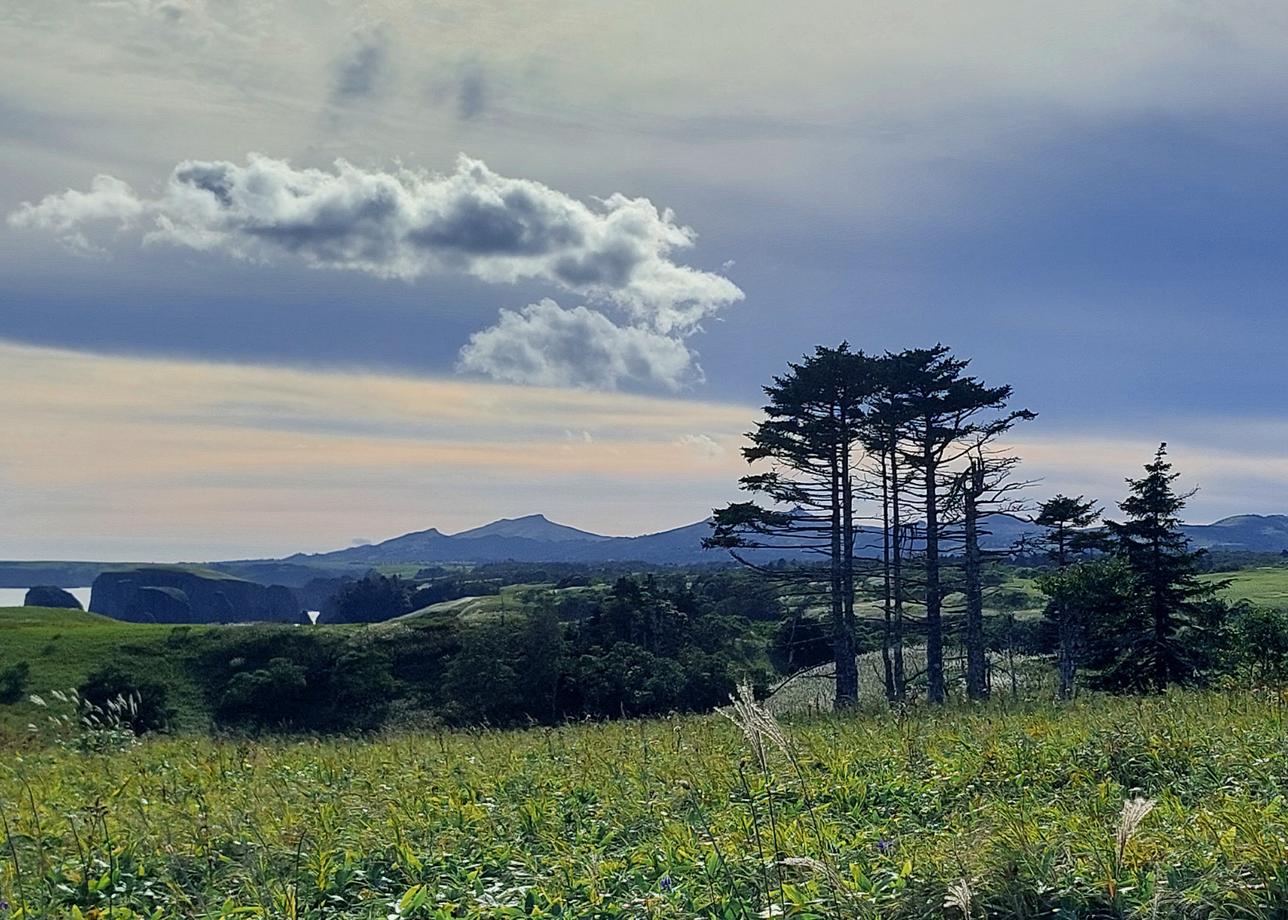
283,512,1288,567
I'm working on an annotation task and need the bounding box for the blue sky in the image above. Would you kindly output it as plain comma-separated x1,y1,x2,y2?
2,2,1287,559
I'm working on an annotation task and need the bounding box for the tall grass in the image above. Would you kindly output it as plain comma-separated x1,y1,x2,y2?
2,690,1287,917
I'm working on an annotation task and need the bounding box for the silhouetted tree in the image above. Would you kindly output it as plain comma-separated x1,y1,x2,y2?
1103,444,1222,691
708,344,878,708
954,450,1029,700
1035,494,1108,698
897,346,1034,703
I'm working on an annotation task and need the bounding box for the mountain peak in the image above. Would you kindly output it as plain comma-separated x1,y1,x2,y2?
450,514,608,543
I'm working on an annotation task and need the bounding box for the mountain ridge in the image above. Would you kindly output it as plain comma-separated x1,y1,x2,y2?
284,511,1288,566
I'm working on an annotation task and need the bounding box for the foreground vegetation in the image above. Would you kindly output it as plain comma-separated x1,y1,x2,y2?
3,689,1287,918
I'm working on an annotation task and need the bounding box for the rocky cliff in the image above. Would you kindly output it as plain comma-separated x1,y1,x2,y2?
23,585,84,609
89,567,305,624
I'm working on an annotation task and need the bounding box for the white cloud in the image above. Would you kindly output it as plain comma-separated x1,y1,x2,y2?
676,433,724,460
8,175,144,253
9,153,743,335
458,298,699,390
10,153,740,389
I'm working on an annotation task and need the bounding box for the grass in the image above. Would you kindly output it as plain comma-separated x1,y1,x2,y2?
0,607,215,739
764,647,1051,715
1206,565,1288,610
400,583,605,623
4,690,1288,918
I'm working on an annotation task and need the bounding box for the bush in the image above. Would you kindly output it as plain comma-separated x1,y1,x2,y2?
78,665,173,734
0,661,29,703
769,616,832,674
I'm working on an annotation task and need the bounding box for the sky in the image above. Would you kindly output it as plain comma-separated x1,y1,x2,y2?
2,1,1288,560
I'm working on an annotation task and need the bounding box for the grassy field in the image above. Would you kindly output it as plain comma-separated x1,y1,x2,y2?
1205,565,1288,611
400,583,605,624
0,607,219,739
3,690,1288,918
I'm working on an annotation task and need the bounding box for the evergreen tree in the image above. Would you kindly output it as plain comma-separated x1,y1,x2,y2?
955,451,1028,700
707,344,877,708
863,351,920,701
1103,444,1221,691
1035,494,1108,698
897,346,1034,703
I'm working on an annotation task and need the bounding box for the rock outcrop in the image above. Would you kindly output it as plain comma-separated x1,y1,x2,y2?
23,585,84,609
90,567,306,624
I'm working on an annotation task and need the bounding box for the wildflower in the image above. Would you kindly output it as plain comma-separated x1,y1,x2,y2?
658,875,673,892
877,838,896,854
0,898,10,913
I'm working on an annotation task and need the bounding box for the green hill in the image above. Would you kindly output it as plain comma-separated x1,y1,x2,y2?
0,606,215,739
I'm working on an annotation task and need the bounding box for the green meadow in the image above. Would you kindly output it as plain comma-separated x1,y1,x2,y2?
3,689,1288,919
4,563,1288,917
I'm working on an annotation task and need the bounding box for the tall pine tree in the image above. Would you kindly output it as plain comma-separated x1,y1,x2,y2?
1103,444,1220,691
707,344,877,708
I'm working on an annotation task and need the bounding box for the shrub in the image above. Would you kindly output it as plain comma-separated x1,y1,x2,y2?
0,661,29,704
78,665,173,734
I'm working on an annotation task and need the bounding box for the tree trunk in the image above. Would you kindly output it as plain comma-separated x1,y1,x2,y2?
1057,605,1077,700
924,435,945,704
831,446,858,708
890,444,907,701
880,450,896,701
840,409,859,705
963,468,988,700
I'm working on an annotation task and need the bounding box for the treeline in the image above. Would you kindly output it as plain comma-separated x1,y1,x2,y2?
75,572,778,733
710,342,1281,706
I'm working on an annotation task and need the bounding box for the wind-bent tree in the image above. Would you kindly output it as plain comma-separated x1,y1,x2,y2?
954,450,1029,700
1035,494,1107,698
1103,444,1221,691
897,346,1034,703
863,351,919,701
707,344,877,708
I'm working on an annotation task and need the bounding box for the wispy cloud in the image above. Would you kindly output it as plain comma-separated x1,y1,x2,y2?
0,342,750,558
331,25,393,103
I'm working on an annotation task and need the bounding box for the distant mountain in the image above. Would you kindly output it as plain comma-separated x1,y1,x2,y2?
452,514,609,543
287,517,725,566
284,512,1050,567
1182,514,1288,553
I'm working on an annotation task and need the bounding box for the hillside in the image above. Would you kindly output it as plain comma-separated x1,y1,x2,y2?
0,606,214,738
1184,514,1288,552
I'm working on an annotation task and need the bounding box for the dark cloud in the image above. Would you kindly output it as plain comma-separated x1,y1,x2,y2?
332,27,392,102
456,59,487,120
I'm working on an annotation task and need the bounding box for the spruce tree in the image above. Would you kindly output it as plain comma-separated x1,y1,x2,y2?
1104,444,1220,691
1035,494,1107,698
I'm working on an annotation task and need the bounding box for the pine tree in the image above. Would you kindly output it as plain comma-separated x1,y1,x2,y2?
707,344,877,708
955,451,1028,700
1103,444,1220,691
897,346,1034,703
1035,494,1108,698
